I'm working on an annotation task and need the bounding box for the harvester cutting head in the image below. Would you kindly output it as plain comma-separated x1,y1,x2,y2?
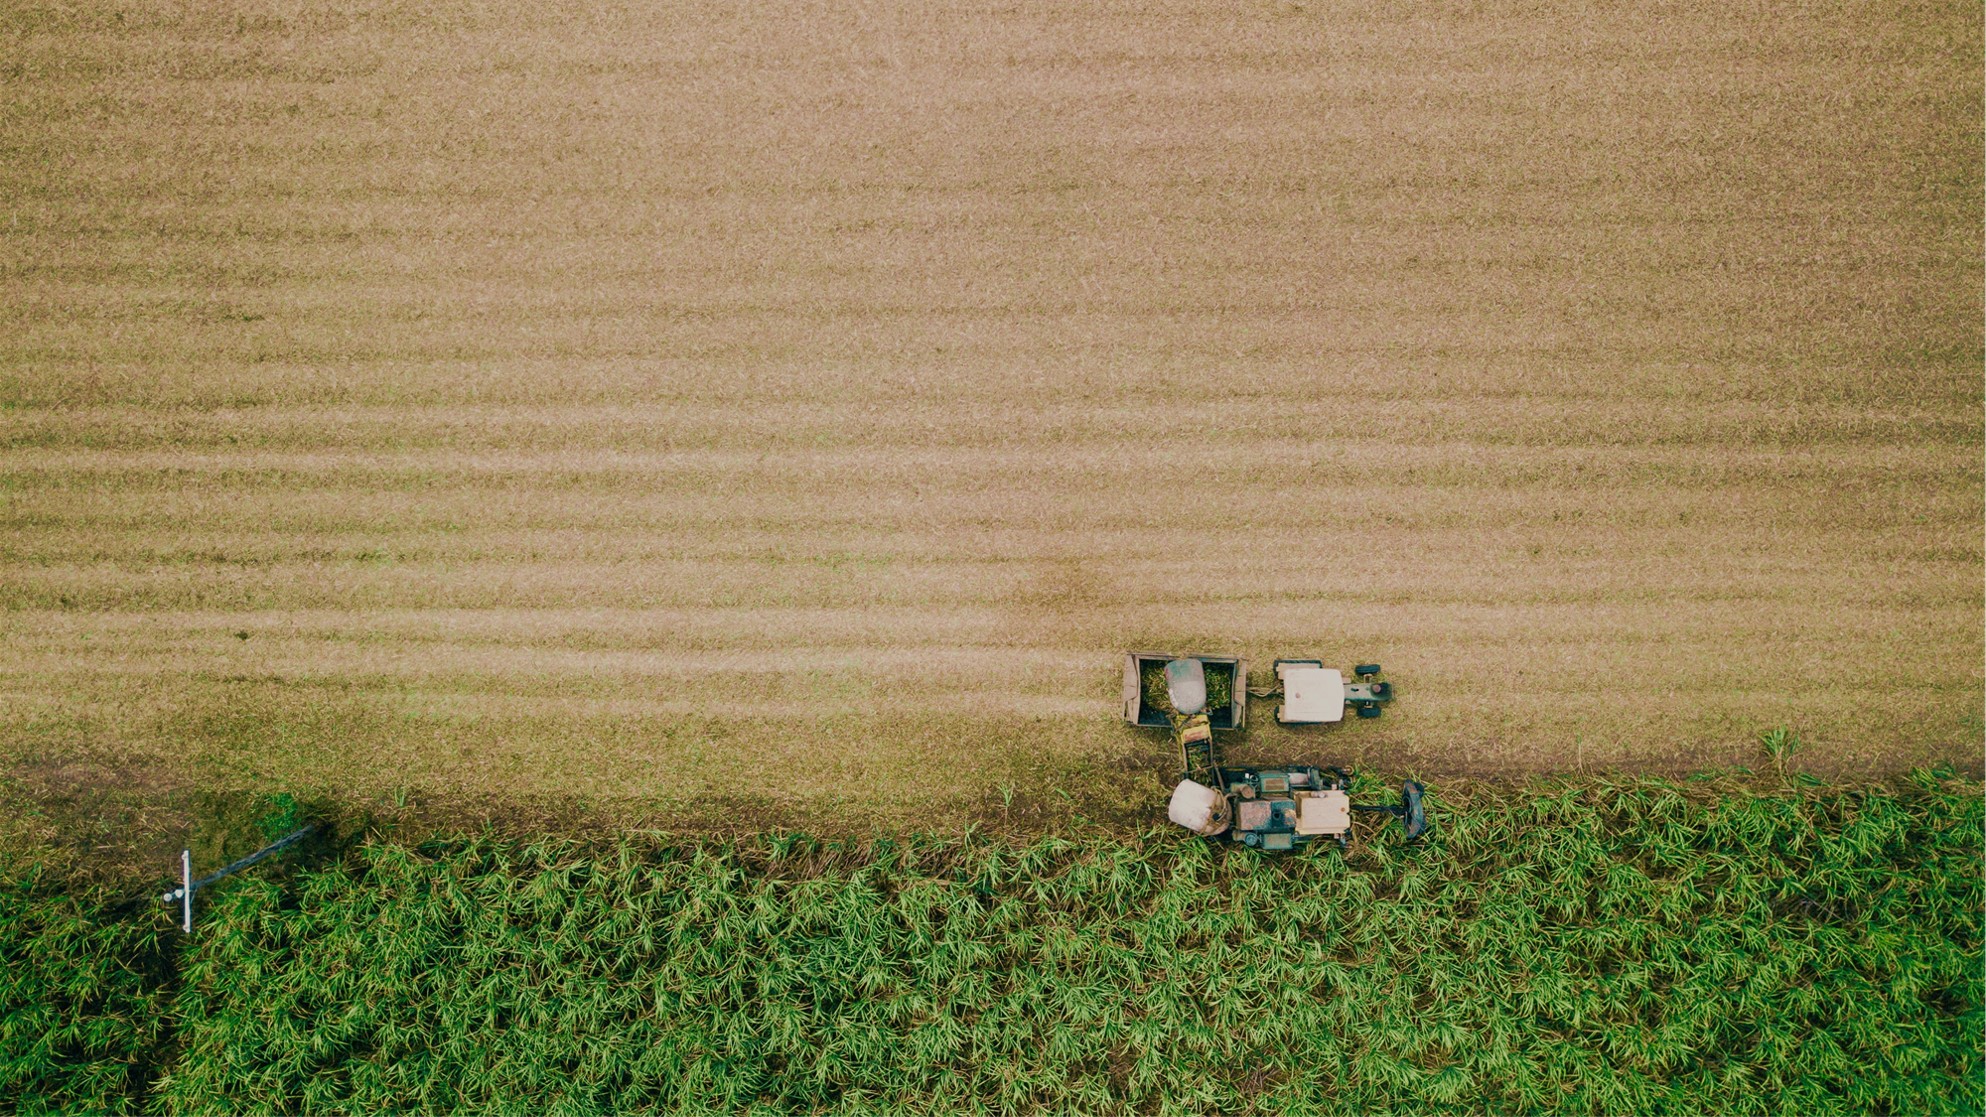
1352,780,1429,841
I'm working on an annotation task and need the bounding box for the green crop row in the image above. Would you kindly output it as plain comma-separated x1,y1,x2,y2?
4,775,1980,1115
0,866,175,1112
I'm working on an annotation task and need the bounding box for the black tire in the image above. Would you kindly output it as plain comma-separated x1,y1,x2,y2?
1356,704,1382,719
1355,663,1381,678
1399,780,1429,841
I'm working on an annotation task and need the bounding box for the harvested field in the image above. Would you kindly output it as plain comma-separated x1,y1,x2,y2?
1,0,1980,821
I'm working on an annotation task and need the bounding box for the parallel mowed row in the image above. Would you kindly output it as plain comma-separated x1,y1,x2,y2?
2,0,1979,815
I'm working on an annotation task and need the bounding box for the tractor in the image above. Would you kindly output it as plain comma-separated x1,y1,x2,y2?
1122,652,1427,851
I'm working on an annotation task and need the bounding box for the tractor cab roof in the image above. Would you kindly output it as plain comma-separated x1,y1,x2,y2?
1277,663,1345,724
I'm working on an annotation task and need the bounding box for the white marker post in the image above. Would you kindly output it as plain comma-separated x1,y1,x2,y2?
160,827,314,932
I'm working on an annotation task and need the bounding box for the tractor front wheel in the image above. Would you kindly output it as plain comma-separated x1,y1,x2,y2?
1355,663,1381,678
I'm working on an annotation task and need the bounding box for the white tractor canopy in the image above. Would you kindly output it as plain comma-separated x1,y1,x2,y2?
1276,661,1345,724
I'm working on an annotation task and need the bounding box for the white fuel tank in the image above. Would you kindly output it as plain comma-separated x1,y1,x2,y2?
1167,779,1231,836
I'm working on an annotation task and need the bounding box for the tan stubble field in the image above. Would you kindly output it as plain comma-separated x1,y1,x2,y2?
2,0,1980,827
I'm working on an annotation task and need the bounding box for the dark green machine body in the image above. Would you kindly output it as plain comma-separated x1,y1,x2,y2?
1216,766,1427,851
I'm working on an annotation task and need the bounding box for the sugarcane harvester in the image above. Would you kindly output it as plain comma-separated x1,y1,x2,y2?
1123,652,1427,852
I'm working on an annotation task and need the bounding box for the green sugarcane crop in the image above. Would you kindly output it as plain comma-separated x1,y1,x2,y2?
4,774,1979,1115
